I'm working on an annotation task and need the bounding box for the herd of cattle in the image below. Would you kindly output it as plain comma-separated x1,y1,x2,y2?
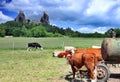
27,43,102,82
27,42,118,82
53,46,103,82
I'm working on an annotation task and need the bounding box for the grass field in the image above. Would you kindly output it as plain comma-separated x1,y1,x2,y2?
0,37,103,49
0,50,69,82
0,37,103,82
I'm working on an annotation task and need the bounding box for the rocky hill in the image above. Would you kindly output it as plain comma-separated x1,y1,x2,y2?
14,11,49,25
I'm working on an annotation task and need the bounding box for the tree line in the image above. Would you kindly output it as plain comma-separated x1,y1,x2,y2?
0,21,119,38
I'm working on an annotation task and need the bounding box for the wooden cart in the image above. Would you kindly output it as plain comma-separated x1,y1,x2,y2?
97,38,120,82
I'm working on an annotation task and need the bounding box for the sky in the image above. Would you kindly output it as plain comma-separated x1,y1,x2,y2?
0,0,120,33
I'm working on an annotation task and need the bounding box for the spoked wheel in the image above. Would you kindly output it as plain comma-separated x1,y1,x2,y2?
97,63,110,82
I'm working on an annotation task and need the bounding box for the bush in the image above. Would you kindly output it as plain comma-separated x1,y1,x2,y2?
31,26,47,37
46,32,63,37
0,25,5,37
12,28,22,37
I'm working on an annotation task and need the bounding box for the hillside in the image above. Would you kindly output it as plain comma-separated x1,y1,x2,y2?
0,20,109,37
0,11,119,37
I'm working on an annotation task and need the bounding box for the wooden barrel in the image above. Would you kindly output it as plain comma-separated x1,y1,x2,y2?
101,38,120,63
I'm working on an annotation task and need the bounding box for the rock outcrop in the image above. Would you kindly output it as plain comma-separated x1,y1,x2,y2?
15,11,26,23
14,11,50,24
40,12,49,24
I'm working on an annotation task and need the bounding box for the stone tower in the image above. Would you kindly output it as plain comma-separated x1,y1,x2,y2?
15,11,26,23
40,11,49,24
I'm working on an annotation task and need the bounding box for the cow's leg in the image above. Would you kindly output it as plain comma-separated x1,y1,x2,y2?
83,53,98,82
27,47,29,51
78,70,83,81
36,47,39,50
35,46,37,50
92,56,98,82
27,47,30,51
30,47,32,51
40,47,43,50
71,66,76,82
88,68,96,82
92,66,97,82
85,63,97,82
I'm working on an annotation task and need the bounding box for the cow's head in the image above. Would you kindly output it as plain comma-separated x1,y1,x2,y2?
53,50,64,57
53,50,72,58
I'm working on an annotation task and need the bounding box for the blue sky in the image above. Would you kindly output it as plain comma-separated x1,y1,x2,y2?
0,0,120,33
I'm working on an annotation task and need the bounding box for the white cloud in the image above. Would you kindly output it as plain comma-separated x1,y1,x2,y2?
114,7,120,20
93,27,109,34
85,0,117,17
0,11,13,23
4,0,88,19
78,27,93,33
78,26,109,33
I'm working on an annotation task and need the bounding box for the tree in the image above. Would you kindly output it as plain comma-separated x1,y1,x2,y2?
31,26,47,37
12,28,22,37
71,31,81,37
21,25,28,36
0,25,5,37
26,30,32,37
65,27,74,36
114,28,120,37
105,28,120,37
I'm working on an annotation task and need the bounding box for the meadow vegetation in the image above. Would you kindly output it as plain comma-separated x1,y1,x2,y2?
0,37,103,49
0,37,103,82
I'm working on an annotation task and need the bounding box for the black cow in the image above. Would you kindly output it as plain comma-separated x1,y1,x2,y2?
27,42,43,51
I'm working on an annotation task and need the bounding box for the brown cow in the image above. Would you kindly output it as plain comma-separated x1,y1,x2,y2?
74,48,103,61
53,50,98,82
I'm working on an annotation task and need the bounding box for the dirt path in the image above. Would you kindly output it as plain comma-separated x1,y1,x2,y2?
56,64,120,82
107,65,120,82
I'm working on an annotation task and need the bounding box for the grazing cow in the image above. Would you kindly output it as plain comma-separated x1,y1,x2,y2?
53,48,103,61
53,50,99,82
27,42,43,51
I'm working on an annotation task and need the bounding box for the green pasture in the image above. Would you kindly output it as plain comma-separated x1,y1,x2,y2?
0,37,103,49
0,50,69,82
0,37,103,82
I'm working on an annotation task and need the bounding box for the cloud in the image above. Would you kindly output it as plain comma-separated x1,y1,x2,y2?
1,0,120,33
78,26,110,33
0,11,13,23
93,27,109,34
3,0,88,20
85,0,117,16
78,27,92,33
83,0,120,27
